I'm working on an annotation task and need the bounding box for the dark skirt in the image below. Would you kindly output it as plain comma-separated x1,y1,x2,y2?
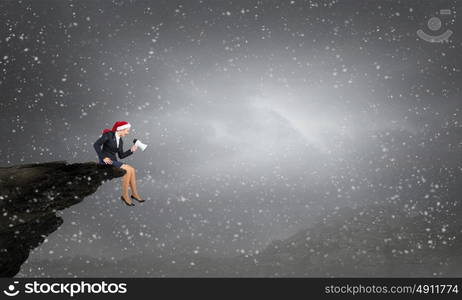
98,158,124,168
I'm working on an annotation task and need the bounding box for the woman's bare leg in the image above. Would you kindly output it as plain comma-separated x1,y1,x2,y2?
120,165,133,204
129,167,141,199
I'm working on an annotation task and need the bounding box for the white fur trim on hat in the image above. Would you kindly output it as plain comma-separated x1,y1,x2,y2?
116,123,131,131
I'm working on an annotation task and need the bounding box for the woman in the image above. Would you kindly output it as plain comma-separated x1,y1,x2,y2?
93,121,145,206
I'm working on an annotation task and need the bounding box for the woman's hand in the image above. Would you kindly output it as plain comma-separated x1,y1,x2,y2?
103,157,113,164
130,145,138,152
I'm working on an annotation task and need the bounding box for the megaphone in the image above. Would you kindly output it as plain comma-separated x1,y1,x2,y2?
133,139,148,151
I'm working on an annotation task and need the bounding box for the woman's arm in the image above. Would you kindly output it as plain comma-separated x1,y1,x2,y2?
118,143,133,159
93,133,109,160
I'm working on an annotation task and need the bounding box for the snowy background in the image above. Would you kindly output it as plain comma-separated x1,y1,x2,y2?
0,0,461,276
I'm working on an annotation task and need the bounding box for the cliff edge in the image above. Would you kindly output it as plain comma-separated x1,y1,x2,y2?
0,161,126,277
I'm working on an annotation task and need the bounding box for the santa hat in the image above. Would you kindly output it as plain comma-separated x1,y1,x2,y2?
102,121,131,134
112,121,131,131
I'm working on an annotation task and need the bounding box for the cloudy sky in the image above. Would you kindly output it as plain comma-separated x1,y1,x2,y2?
0,0,461,275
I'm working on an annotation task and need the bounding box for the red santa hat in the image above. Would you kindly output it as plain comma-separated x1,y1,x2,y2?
112,121,131,131
102,121,131,134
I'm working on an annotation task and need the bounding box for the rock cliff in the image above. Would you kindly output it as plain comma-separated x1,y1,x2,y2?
0,161,126,277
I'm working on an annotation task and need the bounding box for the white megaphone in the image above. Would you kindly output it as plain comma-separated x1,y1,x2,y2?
133,139,148,151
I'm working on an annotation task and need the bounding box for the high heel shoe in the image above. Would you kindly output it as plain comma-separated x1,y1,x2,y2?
130,194,145,203
121,195,135,206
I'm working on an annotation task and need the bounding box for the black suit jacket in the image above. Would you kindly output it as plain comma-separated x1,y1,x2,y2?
93,131,133,161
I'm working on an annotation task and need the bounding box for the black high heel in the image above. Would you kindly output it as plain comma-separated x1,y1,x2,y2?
131,195,145,203
121,195,135,206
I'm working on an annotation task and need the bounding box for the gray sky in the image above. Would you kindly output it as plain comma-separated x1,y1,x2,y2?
1,0,461,275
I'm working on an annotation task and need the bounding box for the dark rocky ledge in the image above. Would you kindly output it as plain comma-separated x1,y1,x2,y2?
0,161,126,277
